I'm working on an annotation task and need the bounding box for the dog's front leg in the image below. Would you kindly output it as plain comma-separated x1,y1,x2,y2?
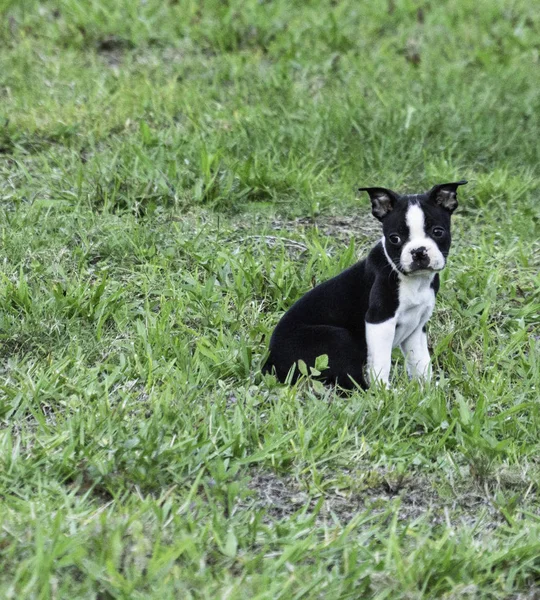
401,325,431,381
365,318,396,387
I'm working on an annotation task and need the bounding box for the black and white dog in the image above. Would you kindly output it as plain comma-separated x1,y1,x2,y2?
263,181,467,390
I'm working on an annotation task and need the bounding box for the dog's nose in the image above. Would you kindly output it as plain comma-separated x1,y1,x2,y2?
411,247,428,262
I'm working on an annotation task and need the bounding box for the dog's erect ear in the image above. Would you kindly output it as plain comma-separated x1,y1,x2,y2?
358,187,399,221
428,180,467,213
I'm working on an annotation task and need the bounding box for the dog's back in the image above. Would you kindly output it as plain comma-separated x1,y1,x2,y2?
263,250,378,388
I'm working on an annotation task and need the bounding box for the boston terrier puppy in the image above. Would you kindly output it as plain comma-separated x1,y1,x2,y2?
262,181,467,390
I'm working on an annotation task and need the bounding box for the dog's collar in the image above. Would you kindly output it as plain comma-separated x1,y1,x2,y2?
381,237,401,275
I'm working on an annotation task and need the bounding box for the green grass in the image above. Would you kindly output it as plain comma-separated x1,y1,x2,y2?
0,0,539,598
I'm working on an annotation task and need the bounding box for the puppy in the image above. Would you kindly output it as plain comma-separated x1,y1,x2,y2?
262,181,467,389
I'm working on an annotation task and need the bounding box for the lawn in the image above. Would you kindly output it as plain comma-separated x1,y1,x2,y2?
0,0,539,598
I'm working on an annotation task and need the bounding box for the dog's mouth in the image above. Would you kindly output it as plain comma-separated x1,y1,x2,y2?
390,259,444,276
402,263,443,275
402,256,446,275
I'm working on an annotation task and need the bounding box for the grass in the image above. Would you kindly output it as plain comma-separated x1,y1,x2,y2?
0,0,539,598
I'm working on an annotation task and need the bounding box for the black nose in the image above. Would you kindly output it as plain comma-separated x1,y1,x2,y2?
411,247,428,262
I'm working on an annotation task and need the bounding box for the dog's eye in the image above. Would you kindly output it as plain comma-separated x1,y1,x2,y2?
432,227,445,238
388,234,401,245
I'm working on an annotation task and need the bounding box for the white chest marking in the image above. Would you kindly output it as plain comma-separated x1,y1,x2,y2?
393,274,435,347
365,275,435,386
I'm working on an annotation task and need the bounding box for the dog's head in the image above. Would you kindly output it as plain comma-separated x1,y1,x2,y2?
358,181,467,275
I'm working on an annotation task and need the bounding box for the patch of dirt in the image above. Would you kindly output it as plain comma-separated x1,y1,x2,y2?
270,214,381,246
510,592,540,600
246,468,510,531
224,212,381,261
96,35,134,67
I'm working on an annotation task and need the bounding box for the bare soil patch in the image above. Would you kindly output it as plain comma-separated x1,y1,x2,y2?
270,214,381,247
246,468,512,531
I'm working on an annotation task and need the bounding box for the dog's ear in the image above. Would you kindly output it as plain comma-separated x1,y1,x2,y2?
428,180,467,213
358,187,399,221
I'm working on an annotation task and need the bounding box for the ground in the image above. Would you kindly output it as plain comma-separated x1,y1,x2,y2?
0,1,539,598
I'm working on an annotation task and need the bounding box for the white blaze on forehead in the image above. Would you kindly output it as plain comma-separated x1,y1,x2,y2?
405,203,426,241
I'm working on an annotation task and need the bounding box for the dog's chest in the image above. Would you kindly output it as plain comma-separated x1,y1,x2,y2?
392,276,436,347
